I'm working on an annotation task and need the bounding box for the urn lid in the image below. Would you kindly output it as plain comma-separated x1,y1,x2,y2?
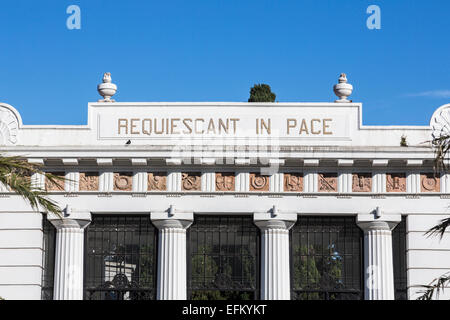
333,73,353,103
97,72,117,102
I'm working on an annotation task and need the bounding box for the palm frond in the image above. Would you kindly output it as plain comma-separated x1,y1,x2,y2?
425,218,450,239
0,155,63,216
417,273,450,300
432,134,450,172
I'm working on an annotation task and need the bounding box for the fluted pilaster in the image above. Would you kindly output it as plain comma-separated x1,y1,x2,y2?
48,211,91,300
151,210,193,300
357,214,401,300
254,212,297,300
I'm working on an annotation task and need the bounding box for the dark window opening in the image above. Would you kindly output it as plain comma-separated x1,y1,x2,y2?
393,216,408,300
188,215,260,300
84,215,157,300
41,216,56,300
290,216,363,300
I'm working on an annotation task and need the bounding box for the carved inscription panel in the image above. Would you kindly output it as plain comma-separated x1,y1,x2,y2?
421,173,440,193
318,173,337,192
114,172,133,191
45,172,65,192
284,173,303,192
79,172,99,191
182,173,201,191
386,173,406,192
250,173,269,192
216,173,235,191
148,172,167,191
352,173,372,192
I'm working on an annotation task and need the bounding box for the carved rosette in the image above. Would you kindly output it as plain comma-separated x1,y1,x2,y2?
45,172,65,192
421,173,440,192
0,106,19,146
352,173,372,192
431,107,450,141
216,173,235,191
284,173,303,192
182,173,201,191
250,173,269,192
318,173,337,192
79,172,99,191
386,173,406,192
148,172,167,191
114,173,133,191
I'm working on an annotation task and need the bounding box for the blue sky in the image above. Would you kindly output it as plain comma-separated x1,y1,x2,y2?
0,0,449,125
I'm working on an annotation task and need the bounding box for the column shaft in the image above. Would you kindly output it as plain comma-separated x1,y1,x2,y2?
357,216,400,300
260,227,291,300
254,214,297,300
157,227,188,300
53,227,85,300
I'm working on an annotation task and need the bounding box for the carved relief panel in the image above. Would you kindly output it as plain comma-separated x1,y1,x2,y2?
114,172,133,191
352,173,372,192
249,173,269,192
216,173,235,191
421,173,440,192
79,172,99,191
318,173,337,192
182,172,201,191
386,173,406,192
45,172,65,192
148,172,167,191
284,173,303,192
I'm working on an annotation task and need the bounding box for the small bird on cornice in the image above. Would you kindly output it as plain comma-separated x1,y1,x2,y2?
125,140,131,146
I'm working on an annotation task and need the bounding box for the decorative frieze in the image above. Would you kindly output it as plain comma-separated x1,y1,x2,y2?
45,172,65,191
250,173,270,192
386,173,406,192
79,172,99,191
148,172,167,191
318,173,337,192
421,173,440,192
352,173,372,192
284,173,303,192
181,172,201,191
215,173,235,191
113,172,133,191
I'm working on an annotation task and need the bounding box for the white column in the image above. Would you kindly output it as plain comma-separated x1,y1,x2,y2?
151,209,193,300
48,209,91,300
254,210,297,300
357,212,401,300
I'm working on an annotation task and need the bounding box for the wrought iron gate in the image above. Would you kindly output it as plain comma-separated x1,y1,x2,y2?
290,216,364,300
188,215,260,300
84,215,157,300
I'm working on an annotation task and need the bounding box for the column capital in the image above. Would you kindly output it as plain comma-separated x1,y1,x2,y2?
254,210,297,231
47,206,91,230
151,206,193,230
356,211,401,232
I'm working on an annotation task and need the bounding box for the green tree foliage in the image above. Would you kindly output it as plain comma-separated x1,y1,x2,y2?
0,156,63,216
248,84,276,103
190,245,254,300
292,244,343,300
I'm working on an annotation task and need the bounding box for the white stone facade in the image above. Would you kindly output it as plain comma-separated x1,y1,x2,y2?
0,100,449,300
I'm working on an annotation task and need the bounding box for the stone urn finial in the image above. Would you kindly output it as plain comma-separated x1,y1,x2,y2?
333,73,353,103
97,72,117,102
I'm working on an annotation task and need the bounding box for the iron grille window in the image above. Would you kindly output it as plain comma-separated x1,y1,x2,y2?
393,216,407,300
291,216,363,300
41,216,56,300
84,215,157,300
188,215,259,300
